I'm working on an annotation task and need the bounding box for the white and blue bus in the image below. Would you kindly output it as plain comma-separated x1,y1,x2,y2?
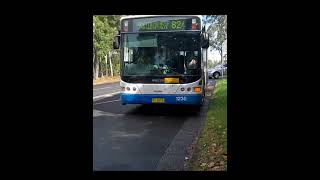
113,15,209,105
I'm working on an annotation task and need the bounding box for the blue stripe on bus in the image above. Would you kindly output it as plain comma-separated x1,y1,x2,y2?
120,93,203,105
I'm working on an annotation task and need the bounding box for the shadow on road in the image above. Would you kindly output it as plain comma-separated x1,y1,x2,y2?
125,104,201,117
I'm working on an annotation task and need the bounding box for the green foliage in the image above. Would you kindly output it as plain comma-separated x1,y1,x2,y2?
187,79,227,171
93,15,121,78
205,15,227,63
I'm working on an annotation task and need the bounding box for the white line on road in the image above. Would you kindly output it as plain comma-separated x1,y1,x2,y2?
93,91,121,100
93,86,118,91
93,109,124,117
93,99,120,105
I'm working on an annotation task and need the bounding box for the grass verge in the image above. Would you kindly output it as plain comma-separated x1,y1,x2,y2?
187,79,227,171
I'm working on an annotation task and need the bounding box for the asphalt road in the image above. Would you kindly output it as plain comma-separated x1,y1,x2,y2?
93,82,120,99
93,80,215,171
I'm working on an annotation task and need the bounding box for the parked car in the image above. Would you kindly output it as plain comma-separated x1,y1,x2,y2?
208,63,227,79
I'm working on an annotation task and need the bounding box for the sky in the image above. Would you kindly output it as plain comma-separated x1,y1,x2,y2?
208,48,221,63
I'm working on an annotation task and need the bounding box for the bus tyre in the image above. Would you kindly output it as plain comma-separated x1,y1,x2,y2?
213,72,220,79
200,99,204,106
202,88,205,103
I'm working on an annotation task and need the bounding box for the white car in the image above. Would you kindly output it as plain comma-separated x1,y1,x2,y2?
208,63,227,79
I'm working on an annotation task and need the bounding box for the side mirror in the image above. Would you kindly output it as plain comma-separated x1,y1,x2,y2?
113,35,120,49
201,33,209,48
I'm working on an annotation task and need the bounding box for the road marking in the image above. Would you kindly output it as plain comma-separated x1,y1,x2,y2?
93,99,120,105
93,109,124,117
93,91,121,100
93,86,118,91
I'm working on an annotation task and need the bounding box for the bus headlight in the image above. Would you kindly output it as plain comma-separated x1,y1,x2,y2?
126,87,131,91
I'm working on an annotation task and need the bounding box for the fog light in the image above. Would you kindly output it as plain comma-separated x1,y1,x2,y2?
133,87,136,91
126,87,130,91
121,87,125,91
181,87,185,91
187,87,191,91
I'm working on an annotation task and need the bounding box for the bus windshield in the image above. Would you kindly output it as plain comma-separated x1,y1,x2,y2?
122,32,201,76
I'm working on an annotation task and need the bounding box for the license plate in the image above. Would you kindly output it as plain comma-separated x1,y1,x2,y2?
152,98,165,103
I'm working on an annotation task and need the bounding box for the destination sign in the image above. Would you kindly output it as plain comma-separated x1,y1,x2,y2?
121,16,201,32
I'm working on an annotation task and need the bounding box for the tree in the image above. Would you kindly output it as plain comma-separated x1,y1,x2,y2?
205,15,227,64
93,16,109,79
108,51,113,77
93,15,121,79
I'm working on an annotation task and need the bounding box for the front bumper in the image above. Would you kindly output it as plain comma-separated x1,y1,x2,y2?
121,93,203,105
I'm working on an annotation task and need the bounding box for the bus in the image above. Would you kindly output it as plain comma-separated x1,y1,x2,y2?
113,15,209,105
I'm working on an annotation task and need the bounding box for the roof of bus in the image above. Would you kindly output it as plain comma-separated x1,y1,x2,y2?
120,15,202,21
